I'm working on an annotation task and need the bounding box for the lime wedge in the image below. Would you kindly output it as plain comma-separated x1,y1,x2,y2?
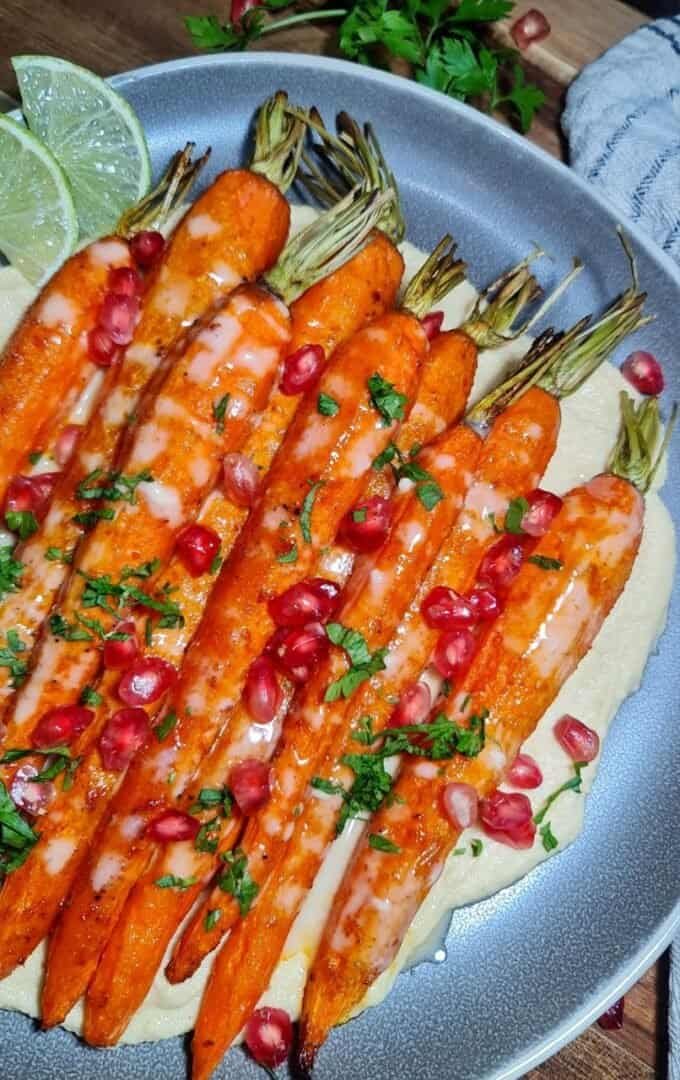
0,114,78,286
13,55,151,239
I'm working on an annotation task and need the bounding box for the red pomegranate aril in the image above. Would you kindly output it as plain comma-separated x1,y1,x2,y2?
520,489,563,537
340,495,393,554
175,523,221,577
597,998,625,1031
243,656,282,724
268,577,340,628
433,628,476,679
10,764,55,816
102,620,139,669
222,452,259,508
87,327,120,367
391,681,432,728
99,707,149,772
511,8,551,49
280,344,325,395
421,586,475,630
467,586,501,621
98,292,139,346
230,759,271,814
274,621,329,682
245,1007,293,1069
54,425,82,467
621,350,664,395
118,657,176,706
32,705,94,748
554,714,600,763
442,782,479,830
507,752,543,789
130,229,165,269
478,534,525,592
108,266,142,297
6,473,59,521
146,809,200,843
480,791,536,849
421,310,445,341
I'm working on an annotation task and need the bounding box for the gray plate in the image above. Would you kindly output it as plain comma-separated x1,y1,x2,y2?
3,52,679,1080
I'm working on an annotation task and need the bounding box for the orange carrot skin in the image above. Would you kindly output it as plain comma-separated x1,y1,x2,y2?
37,310,422,1025
298,475,644,1068
397,329,478,450
0,239,133,506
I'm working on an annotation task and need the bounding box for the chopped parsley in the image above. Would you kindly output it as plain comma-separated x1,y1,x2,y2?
49,614,92,642
416,480,444,511
5,510,38,541
352,508,367,523
0,545,24,600
155,874,198,890
299,479,324,545
145,617,153,647
324,622,387,701
317,392,339,417
190,785,233,818
533,762,588,826
209,551,223,575
276,543,298,564
204,908,222,931
73,507,116,530
368,832,400,853
0,630,28,689
75,468,153,505
28,451,43,466
154,710,178,742
528,555,563,571
471,838,484,857
539,822,558,852
0,745,80,789
351,715,376,746
213,393,230,435
217,848,259,915
503,496,529,534
195,816,222,854
80,685,102,707
76,563,183,629
367,373,408,425
0,779,38,876
45,546,73,564
371,441,443,510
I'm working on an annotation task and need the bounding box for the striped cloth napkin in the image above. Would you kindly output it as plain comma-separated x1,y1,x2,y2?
563,15,680,1078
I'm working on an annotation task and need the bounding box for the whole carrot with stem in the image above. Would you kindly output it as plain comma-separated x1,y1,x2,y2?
294,395,670,1074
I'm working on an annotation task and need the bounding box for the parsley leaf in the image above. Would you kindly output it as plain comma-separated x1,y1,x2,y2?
155,874,198,890
217,848,259,915
337,753,394,832
528,555,563,571
372,442,400,470
154,710,177,742
539,822,558,852
471,838,484,857
417,480,444,510
300,480,324,545
369,832,401,853
5,510,38,541
213,394,230,435
73,507,116,530
352,715,376,746
368,372,408,425
504,496,529,534
352,508,367,523
533,762,588,825
276,543,298,564
195,816,222,854
45,546,73,564
0,745,81,788
0,779,38,876
190,785,233,818
0,629,28,689
204,908,222,931
76,468,153,505
317,392,340,417
49,613,93,642
325,623,387,701
0,545,24,600
80,685,102,707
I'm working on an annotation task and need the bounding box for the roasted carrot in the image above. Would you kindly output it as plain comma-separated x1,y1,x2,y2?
296,397,661,1071
0,96,298,705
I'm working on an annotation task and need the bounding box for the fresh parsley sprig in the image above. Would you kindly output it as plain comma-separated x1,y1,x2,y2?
185,0,544,133
217,847,259,915
0,779,39,876
325,622,387,701
0,545,24,601
0,629,28,689
372,441,444,511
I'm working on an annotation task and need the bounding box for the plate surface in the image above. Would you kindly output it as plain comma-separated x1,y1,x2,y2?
3,51,680,1080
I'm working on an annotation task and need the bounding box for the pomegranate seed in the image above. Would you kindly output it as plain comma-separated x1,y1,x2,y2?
243,656,282,724
108,266,142,297
467,586,501,620
98,292,139,346
480,791,536,849
102,620,140,670
421,310,445,341
597,997,625,1030
507,752,543,789
340,495,393,554
391,682,432,728
520,489,563,537
268,578,340,628
442,782,479,830
222,453,259,508
54,425,82,468
621,350,664,395
87,327,120,367
130,229,165,269
99,707,149,772
32,705,94,748
421,586,475,630
273,621,329,683
175,523,220,577
146,809,200,843
554,714,600,763
432,628,476,679
511,8,551,49
478,534,525,592
229,759,271,814
6,473,59,518
280,344,325,395
10,764,55,816
231,0,262,24
245,1007,293,1069
117,657,176,706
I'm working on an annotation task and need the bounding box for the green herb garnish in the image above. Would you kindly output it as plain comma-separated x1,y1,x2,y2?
189,785,233,818
324,622,387,701
155,874,198,890
539,822,558,851
368,372,408,425
471,838,483,857
0,779,39,876
504,496,529,534
45,546,73,564
0,545,24,600
5,510,38,540
213,393,230,435
154,710,178,742
528,555,563,571
276,543,298,564
300,479,324,545
369,832,401,853
533,762,588,826
217,848,259,915
0,629,28,689
80,685,102,707
204,908,222,931
317,392,340,417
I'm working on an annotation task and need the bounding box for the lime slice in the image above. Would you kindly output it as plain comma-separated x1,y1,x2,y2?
0,114,78,286
13,55,151,239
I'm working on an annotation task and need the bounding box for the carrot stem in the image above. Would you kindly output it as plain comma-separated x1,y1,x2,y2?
250,91,307,192
401,235,467,318
116,142,210,236
609,392,677,492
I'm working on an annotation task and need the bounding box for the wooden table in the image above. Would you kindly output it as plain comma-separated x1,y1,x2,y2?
0,1,669,1077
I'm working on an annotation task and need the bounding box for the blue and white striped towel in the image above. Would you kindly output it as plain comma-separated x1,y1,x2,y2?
564,16,680,1078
